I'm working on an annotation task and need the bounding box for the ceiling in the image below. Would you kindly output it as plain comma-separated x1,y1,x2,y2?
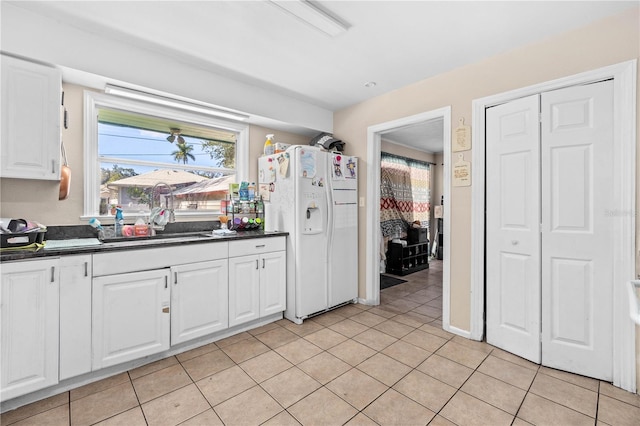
7,1,636,152
382,118,445,154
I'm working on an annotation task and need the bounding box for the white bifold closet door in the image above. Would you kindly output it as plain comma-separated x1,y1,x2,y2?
486,80,614,381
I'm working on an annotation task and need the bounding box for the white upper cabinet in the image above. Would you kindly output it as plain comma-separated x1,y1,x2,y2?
1,54,62,180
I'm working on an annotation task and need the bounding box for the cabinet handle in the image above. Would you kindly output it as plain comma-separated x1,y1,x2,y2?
256,260,259,270
165,276,168,289
262,259,265,269
84,262,88,277
50,266,55,283
52,160,55,174
174,272,178,285
255,244,265,248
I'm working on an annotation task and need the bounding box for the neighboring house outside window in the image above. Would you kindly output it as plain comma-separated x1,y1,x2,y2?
83,91,249,219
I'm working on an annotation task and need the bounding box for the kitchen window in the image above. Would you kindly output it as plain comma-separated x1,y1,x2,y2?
83,91,249,219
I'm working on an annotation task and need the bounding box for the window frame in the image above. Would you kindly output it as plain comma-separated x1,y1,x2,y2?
83,90,249,220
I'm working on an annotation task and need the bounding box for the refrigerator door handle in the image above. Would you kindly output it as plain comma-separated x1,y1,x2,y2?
326,174,334,273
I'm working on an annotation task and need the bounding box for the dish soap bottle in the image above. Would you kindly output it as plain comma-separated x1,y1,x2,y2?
114,206,124,236
264,134,275,156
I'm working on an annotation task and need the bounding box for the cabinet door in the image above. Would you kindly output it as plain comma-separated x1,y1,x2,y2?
59,255,92,380
228,255,260,327
1,54,61,180
1,259,59,400
260,251,286,317
92,269,170,369
171,260,228,345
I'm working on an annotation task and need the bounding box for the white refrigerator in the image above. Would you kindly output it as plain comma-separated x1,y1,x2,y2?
258,145,358,324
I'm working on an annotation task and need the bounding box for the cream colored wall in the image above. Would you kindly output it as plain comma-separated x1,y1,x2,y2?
0,85,312,225
247,126,310,184
334,8,639,336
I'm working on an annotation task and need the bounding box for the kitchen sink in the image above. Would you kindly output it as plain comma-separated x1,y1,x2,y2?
102,231,215,244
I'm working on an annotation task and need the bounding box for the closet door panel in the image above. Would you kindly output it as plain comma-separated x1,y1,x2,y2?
485,94,541,364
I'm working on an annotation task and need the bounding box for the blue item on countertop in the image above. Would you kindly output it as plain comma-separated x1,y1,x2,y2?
115,207,124,237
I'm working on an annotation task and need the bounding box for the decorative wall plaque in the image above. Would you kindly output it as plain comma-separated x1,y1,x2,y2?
453,117,471,152
453,153,471,187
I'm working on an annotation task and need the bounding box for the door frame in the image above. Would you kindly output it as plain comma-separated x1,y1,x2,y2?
470,60,637,392
364,107,452,325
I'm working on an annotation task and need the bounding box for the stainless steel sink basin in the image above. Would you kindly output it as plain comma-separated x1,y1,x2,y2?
103,232,215,245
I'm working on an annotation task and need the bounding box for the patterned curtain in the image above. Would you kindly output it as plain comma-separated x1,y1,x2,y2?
380,153,431,239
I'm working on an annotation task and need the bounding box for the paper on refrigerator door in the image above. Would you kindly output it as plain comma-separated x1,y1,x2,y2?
345,157,357,179
299,149,316,178
332,154,344,180
277,152,290,178
258,156,276,183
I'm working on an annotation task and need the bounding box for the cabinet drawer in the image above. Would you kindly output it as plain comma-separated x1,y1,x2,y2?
93,242,228,276
229,236,285,257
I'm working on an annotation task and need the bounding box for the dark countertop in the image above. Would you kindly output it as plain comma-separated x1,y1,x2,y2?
0,230,288,262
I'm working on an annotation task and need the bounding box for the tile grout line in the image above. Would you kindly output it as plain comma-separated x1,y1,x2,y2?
428,346,494,425
510,358,540,424
594,380,601,424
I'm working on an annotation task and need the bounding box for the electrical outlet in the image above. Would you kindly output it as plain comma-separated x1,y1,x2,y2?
359,196,365,207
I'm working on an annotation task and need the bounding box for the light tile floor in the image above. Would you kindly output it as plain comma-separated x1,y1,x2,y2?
3,260,640,425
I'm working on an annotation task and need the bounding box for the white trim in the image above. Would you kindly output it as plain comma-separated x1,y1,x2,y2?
471,60,637,392
441,112,453,335
365,108,452,319
448,325,472,340
83,91,249,219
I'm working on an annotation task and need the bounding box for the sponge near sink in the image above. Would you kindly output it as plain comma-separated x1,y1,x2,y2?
122,225,134,237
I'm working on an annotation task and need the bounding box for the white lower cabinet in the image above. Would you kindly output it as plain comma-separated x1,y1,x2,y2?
228,237,286,327
1,237,286,405
92,269,170,369
1,258,60,401
171,260,228,345
59,255,92,380
259,251,287,317
228,255,261,326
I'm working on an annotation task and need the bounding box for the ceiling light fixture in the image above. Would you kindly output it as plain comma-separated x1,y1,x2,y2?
269,0,349,37
167,128,185,144
364,81,377,88
104,84,250,121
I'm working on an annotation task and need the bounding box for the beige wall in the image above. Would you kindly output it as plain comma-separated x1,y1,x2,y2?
333,7,639,378
0,85,312,225
247,126,309,184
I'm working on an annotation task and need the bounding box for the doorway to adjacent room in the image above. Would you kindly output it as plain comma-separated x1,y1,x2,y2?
365,107,452,330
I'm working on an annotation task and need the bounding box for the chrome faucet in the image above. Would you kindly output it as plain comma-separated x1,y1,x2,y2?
149,182,175,232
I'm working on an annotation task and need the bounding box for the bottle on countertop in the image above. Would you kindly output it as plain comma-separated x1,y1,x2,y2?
248,182,256,200
263,134,275,156
114,206,124,237
256,196,264,214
